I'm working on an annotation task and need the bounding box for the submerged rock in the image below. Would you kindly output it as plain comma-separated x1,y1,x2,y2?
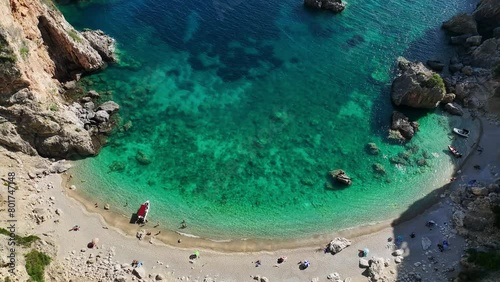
366,143,380,155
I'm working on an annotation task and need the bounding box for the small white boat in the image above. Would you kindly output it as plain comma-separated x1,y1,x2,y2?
136,200,150,224
453,128,470,138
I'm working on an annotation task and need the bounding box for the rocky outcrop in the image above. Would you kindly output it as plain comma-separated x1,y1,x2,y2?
0,0,119,158
81,30,117,62
304,0,346,13
442,13,478,35
390,111,419,140
391,57,446,109
473,0,500,37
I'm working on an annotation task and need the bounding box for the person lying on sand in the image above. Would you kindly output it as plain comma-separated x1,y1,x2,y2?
68,225,80,231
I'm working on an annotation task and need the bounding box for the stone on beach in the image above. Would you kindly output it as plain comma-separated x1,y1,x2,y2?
359,258,370,268
326,237,352,254
421,236,432,250
104,203,110,210
392,249,404,256
132,266,146,279
327,272,341,281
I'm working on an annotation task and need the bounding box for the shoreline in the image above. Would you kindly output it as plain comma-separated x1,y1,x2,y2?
60,114,481,253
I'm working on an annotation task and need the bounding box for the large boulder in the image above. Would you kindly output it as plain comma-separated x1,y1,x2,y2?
326,237,352,254
81,29,117,62
368,257,388,282
304,0,346,13
470,38,500,68
0,122,37,155
473,0,500,37
442,13,478,35
97,101,120,114
390,111,418,140
391,57,446,109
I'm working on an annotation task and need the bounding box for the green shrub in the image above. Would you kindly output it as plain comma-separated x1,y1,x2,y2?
20,46,29,59
25,250,51,282
48,103,59,112
67,30,82,43
0,228,40,247
421,73,446,92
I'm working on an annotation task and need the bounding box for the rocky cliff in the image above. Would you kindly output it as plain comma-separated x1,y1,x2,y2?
0,0,118,158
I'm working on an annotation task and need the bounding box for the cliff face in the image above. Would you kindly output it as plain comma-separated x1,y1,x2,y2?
0,0,117,158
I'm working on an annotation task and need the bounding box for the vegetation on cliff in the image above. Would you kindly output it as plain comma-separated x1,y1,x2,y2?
24,250,51,282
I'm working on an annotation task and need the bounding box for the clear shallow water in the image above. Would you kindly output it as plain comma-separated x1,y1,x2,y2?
60,0,476,240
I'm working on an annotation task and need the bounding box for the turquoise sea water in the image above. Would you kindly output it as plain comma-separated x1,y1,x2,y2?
60,0,477,240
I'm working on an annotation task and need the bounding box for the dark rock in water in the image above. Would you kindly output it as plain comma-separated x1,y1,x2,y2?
390,111,418,140
426,60,445,72
449,63,464,73
442,13,478,35
136,150,152,165
304,0,346,13
372,163,386,175
366,143,380,155
444,102,464,116
329,169,352,185
416,158,427,166
346,35,365,48
473,0,500,37
391,57,446,109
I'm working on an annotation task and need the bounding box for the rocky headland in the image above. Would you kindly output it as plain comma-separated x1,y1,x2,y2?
0,0,118,159
389,0,500,279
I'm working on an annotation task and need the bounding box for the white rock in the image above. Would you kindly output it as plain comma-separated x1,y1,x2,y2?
133,266,146,279
393,249,404,256
156,274,165,280
395,256,403,263
359,258,370,268
327,272,341,280
70,185,76,190
421,236,432,250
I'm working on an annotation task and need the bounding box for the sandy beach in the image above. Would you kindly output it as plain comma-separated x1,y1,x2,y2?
1,107,498,281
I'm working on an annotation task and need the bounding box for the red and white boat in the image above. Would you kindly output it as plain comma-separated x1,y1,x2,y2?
448,145,462,158
136,200,150,224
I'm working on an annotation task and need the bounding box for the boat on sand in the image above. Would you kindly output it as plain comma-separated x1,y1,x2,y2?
448,145,463,158
452,128,470,138
329,169,352,185
135,200,150,224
